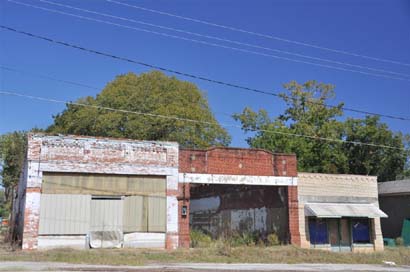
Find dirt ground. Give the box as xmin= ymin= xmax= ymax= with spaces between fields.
xmin=1 ymin=261 xmax=410 ymax=272
xmin=1 ymin=231 xmax=410 ymax=271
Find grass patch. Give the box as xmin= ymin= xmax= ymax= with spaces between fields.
xmin=1 ymin=246 xmax=410 ymax=266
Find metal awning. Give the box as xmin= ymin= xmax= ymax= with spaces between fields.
xmin=305 ymin=202 xmax=388 ymax=218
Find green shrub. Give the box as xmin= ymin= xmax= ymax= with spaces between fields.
xmin=267 ymin=233 xmax=280 ymax=246
xmin=190 ymin=229 xmax=212 ymax=248
xmin=227 ymin=231 xmax=258 ymax=247
xmin=396 ymin=237 xmax=404 ymax=247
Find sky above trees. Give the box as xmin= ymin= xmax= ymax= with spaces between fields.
xmin=1 ymin=0 xmax=410 ymax=147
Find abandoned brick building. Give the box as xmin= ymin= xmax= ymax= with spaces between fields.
xmin=13 ymin=134 xmax=386 ymax=252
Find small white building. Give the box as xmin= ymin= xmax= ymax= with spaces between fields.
xmin=14 ymin=134 xmax=181 ymax=250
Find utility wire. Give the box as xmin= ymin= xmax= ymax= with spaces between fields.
xmin=0 ymin=89 xmax=406 ymax=151
xmin=37 ymin=0 xmax=410 ymax=79
xmin=1 ymin=64 xmax=232 ymax=118
xmin=7 ymin=0 xmax=410 ymax=82
xmin=1 ymin=25 xmax=410 ymax=122
xmin=107 ymin=0 xmax=410 ymax=68
xmin=0 ymin=65 xmax=101 ymax=91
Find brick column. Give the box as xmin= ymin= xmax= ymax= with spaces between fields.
xmin=22 ymin=188 xmax=41 ymax=250
xmin=177 ymin=182 xmax=190 ymax=248
xmin=288 ymin=186 xmax=301 ymax=246
xmin=166 ymin=173 xmax=179 ymax=250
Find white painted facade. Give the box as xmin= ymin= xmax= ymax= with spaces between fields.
xmin=19 ymin=134 xmax=180 ymax=250
xmin=180 ymin=173 xmax=297 ymax=186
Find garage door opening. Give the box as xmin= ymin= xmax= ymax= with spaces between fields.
xmin=189 ymin=184 xmax=290 ymax=243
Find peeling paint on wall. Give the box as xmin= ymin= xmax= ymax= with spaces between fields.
xmin=190 ymin=185 xmax=289 ymax=242
xmin=19 ymin=134 xmax=180 ymax=250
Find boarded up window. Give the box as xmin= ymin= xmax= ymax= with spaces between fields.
xmin=123 ymin=196 xmax=166 ymax=233
xmin=90 ymin=197 xmax=124 ymax=232
xmin=42 ymin=173 xmax=166 ymax=196
xmin=148 ymin=196 xmax=166 ymax=232
xmin=123 ymin=196 xmax=146 ymax=232
xmin=39 ymin=194 xmax=91 ymax=235
xmin=40 ymin=174 xmax=167 ymax=234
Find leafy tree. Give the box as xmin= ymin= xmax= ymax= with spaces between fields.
xmin=401 ymin=135 xmax=410 ymax=179
xmin=0 ymin=132 xmax=27 ymax=204
xmin=234 ymin=80 xmax=348 ymax=174
xmin=234 ymin=80 xmax=409 ymax=181
xmin=48 ymin=71 xmax=230 ymax=148
xmin=343 ymin=117 xmax=407 ymax=181
xmin=0 ymin=190 xmax=7 ymax=218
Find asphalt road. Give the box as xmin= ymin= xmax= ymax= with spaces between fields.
xmin=1 ymin=262 xmax=410 ymax=272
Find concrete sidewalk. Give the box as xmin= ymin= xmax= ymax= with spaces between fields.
xmin=1 ymin=262 xmax=410 ymax=271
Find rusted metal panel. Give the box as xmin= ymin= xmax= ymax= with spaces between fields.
xmin=190 ymin=185 xmax=289 ymax=241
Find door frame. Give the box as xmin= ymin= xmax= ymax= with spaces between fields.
xmin=328 ymin=218 xmax=352 ymax=252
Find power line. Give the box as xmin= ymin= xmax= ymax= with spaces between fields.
xmin=107 ymin=0 xmax=410 ymax=68
xmin=0 ymin=89 xmax=406 ymax=151
xmin=0 ymin=64 xmax=231 ymax=119
xmin=37 ymin=0 xmax=410 ymax=79
xmin=1 ymin=24 xmax=410 ymax=122
xmin=0 ymin=65 xmax=101 ymax=91
xmin=7 ymin=0 xmax=410 ymax=82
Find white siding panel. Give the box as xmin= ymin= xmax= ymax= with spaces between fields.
xmin=148 ymin=196 xmax=166 ymax=232
xmin=39 ymin=194 xmax=91 ymax=235
xmin=123 ymin=196 xmax=146 ymax=232
xmin=90 ymin=199 xmax=124 ymax=231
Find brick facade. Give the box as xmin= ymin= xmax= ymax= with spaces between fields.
xmin=297 ymin=173 xmax=384 ymax=251
xmin=20 ymin=134 xmax=180 ymax=250
xmin=179 ymin=147 xmax=297 ymax=177
xmin=177 ymin=182 xmax=190 ymax=248
xmin=288 ymin=186 xmax=301 ymax=246
xmin=179 ymin=147 xmax=299 ymax=246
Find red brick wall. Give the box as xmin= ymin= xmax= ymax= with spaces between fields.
xmin=288 ymin=186 xmax=301 ymax=246
xmin=177 ymin=182 xmax=190 ymax=248
xmin=179 ymin=147 xmax=297 ymax=177
xmin=179 ymin=147 xmax=298 ymax=247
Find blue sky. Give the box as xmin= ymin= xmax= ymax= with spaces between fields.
xmin=1 ymin=0 xmax=409 ymax=147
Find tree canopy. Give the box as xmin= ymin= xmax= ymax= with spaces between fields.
xmin=0 ymin=131 xmax=27 ymax=204
xmin=47 ymin=71 xmax=231 ymax=148
xmin=234 ymin=80 xmax=409 ymax=181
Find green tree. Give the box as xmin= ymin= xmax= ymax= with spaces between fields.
xmin=400 ymin=135 xmax=410 ymax=179
xmin=234 ymin=80 xmax=409 ymax=181
xmin=343 ymin=116 xmax=407 ymax=182
xmin=0 ymin=190 xmax=7 ymax=218
xmin=47 ymin=71 xmax=230 ymax=148
xmin=234 ymin=80 xmax=348 ymax=173
xmin=0 ymin=132 xmax=27 ymax=204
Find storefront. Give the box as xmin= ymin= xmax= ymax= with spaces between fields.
xmin=306 ymin=203 xmax=387 ymax=251
xmin=297 ymin=173 xmax=387 ymax=252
